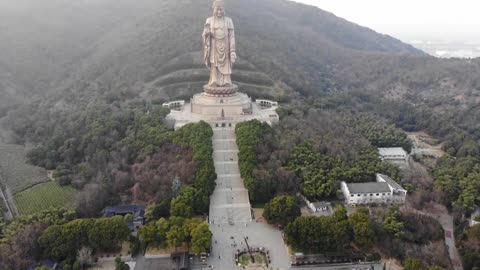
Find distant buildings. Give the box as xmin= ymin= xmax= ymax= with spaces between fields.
xmin=341 ymin=174 xmax=407 ymax=206
xmin=102 ymin=204 xmax=145 ymax=232
xmin=378 ymin=147 xmax=409 ymax=161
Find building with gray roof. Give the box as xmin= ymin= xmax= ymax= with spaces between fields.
xmin=341 ymin=174 xmax=407 ymax=206
xmin=378 ymin=147 xmax=409 ymax=161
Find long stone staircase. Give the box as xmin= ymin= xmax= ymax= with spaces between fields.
xmin=209 ymin=127 xmax=252 ymax=224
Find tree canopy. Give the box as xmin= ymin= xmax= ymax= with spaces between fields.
xmin=38 ymin=216 xmax=130 ymax=261
xmin=285 ymin=206 xmax=358 ymax=253
xmin=263 ymin=195 xmax=301 ymax=226
xmin=139 ymin=217 xmax=211 ymax=255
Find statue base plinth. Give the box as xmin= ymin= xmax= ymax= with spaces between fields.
xmin=191 ymin=92 xmax=251 ymax=116
xmin=164 ymin=85 xmax=279 ymax=130
xmin=203 ymin=84 xmax=238 ymax=96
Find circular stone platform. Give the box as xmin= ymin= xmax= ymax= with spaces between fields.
xmin=203 ymin=84 xmax=239 ymax=96
xmin=191 ymin=91 xmax=252 ymax=116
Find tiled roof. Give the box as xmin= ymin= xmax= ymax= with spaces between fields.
xmin=378 ymin=147 xmax=407 ymax=156
xmin=377 ymin=174 xmax=404 ymax=190
xmin=346 ymin=182 xmax=391 ymax=194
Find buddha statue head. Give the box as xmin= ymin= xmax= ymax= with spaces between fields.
xmin=213 ymin=0 xmax=225 ymax=18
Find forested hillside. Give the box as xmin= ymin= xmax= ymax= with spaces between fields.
xmin=1 ymin=0 xmax=478 ymax=137
xmin=0 ymin=0 xmax=422 ymax=110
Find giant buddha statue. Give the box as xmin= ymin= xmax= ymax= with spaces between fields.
xmin=202 ymin=0 xmax=238 ymax=96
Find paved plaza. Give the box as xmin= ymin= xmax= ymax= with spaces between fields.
xmin=209 ymin=222 xmax=291 ymax=270
xmin=166 ymin=100 xmax=279 ymax=130
xmin=208 ymin=127 xmax=291 ymax=269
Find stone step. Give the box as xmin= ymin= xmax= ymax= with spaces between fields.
xmin=213 ymin=139 xmax=236 ymax=142
xmin=213 ymin=130 xmax=235 ymax=140
xmin=210 ymin=129 xmax=252 ymax=225
xmin=214 ymin=149 xmax=239 ymax=153
xmin=217 ymin=173 xmax=241 ymax=177
xmin=214 ymin=164 xmax=240 ymax=175
xmin=212 ymin=141 xmax=238 ymax=151
xmin=212 ymin=127 xmax=235 ymax=131
xmin=209 ymin=205 xmax=252 ymax=225
xmin=210 ymin=203 xmax=251 ymax=209
xmin=215 ymin=177 xmax=244 ymax=189
xmin=213 ymin=152 xmax=238 ymax=162
xmin=210 ymin=189 xmax=250 ymax=206
xmin=233 ymin=207 xmax=252 ymax=223
xmin=215 ymin=187 xmax=249 ymax=192
xmin=214 ymin=161 xmax=237 ymax=165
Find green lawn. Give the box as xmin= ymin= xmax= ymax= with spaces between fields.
xmin=239 ymin=254 xmax=251 ymax=267
xmin=14 ymin=181 xmax=78 ymax=215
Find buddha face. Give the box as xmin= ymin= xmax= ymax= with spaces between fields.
xmin=214 ymin=6 xmax=225 ymax=18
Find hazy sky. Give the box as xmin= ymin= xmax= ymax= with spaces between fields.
xmin=291 ymin=0 xmax=480 ymax=43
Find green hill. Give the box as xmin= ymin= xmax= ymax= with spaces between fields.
xmin=0 ymin=0 xmax=478 ymax=144
xmin=0 ymin=0 xmax=425 ymax=108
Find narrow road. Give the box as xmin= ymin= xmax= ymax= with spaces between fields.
xmin=403 ymin=205 xmax=463 ymax=270
xmin=4 ymin=185 xmax=19 ymax=217
xmin=0 ymin=186 xmax=14 ymax=220
xmin=400 ymin=158 xmax=463 ymax=270
xmin=0 ymin=172 xmax=18 ymax=220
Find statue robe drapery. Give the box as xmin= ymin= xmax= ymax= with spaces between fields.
xmin=203 ymin=16 xmax=236 ymax=87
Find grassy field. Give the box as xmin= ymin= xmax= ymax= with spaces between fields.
xmin=0 ymin=142 xmax=48 ymax=193
xmin=14 ymin=181 xmax=77 ymax=215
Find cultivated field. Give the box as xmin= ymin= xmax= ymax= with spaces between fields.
xmin=0 ymin=142 xmax=48 ymax=193
xmin=14 ymin=181 xmax=77 ymax=215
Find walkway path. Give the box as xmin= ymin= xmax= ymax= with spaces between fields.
xmin=0 ymin=173 xmax=18 ymax=220
xmin=0 ymin=185 xmax=13 ymax=220
xmin=209 ymin=127 xmax=252 ymax=225
xmin=208 ymin=126 xmax=290 ymax=270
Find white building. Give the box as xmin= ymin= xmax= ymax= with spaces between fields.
xmin=341 ymin=174 xmax=407 ymax=206
xmin=162 ymin=100 xmax=185 ymax=109
xmin=255 ymin=99 xmax=279 ymax=108
xmin=471 ymin=207 xmax=480 ymax=227
xmin=378 ymin=147 xmax=409 ymax=161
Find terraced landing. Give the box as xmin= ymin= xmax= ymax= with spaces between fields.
xmin=209 ymin=127 xmax=252 ymax=225
xmin=142 ymin=51 xmax=287 ymax=102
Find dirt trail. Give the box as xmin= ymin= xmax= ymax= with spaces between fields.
xmin=407 ymin=131 xmax=445 ymax=158
xmin=4 ymin=185 xmax=19 ymax=217
xmin=0 ymin=185 xmax=14 ymax=220
xmin=0 ymin=174 xmax=19 ymax=219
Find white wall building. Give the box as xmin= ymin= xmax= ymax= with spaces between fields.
xmin=471 ymin=207 xmax=480 ymax=227
xmin=255 ymin=99 xmax=279 ymax=108
xmin=162 ymin=100 xmax=185 ymax=109
xmin=341 ymin=174 xmax=407 ymax=205
xmin=378 ymin=147 xmax=409 ymax=161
